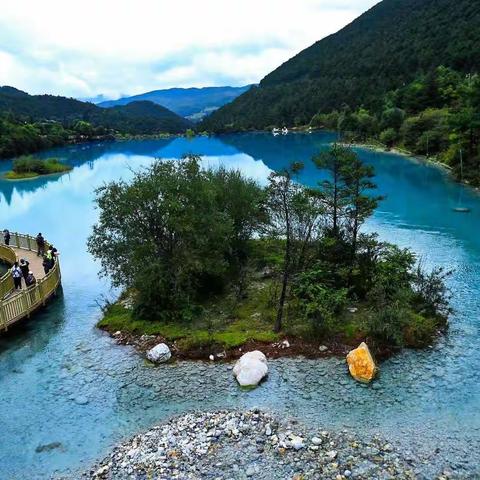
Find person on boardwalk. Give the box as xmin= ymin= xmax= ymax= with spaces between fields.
xmin=3 ymin=229 xmax=10 ymax=246
xmin=25 ymin=271 xmax=36 ymax=287
xmin=42 ymin=254 xmax=51 ymax=275
xmin=11 ymin=262 xmax=22 ymax=290
xmin=36 ymin=233 xmax=45 ymax=257
xmin=19 ymin=258 xmax=30 ymax=282
xmin=47 ymin=245 xmax=59 ymax=269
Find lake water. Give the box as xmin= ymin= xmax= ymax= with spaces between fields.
xmin=0 ymin=132 xmax=479 ymax=479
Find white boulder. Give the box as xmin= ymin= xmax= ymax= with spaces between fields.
xmin=233 ymin=351 xmax=268 ymax=387
xmin=146 ymin=343 xmax=171 ymax=363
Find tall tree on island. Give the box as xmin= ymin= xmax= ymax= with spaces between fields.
xmin=265 ymin=162 xmax=323 ymax=332
xmin=313 ymin=144 xmax=352 ymax=238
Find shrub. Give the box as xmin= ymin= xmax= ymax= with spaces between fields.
xmin=293 ymin=266 xmax=348 ymax=336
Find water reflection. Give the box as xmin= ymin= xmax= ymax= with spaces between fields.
xmin=0 ymin=132 xmax=479 ymax=478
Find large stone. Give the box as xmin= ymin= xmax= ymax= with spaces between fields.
xmin=346 ymin=342 xmax=377 ymax=383
xmin=146 ymin=343 xmax=171 ymax=363
xmin=233 ymin=351 xmax=268 ymax=387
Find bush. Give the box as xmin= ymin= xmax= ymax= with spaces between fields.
xmin=12 ymin=155 xmax=70 ymax=176
xmin=293 ymin=266 xmax=348 ymax=336
xmin=88 ymin=155 xmax=265 ymax=321
xmin=379 ymin=128 xmax=398 ymax=147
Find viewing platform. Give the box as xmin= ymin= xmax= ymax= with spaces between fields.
xmin=0 ymin=232 xmax=61 ymax=332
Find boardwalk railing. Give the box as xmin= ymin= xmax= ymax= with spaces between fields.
xmin=0 ymin=232 xmax=61 ymax=331
xmin=0 ymin=244 xmax=15 ymax=299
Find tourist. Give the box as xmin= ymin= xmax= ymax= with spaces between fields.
xmin=11 ymin=262 xmax=22 ymax=290
xmin=25 ymin=271 xmax=36 ymax=287
xmin=3 ymin=229 xmax=10 ymax=246
xmin=36 ymin=233 xmax=45 ymax=257
xmin=46 ymin=246 xmax=55 ymax=269
xmin=43 ymin=252 xmax=52 ymax=274
xmin=51 ymin=245 xmax=59 ymax=259
xmin=19 ymin=258 xmax=30 ymax=281
xmin=47 ymin=245 xmax=59 ymax=268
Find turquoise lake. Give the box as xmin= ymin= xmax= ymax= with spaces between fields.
xmin=0 ymin=132 xmax=479 ymax=479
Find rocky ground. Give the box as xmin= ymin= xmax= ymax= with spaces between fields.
xmin=85 ymin=409 xmax=432 ymax=480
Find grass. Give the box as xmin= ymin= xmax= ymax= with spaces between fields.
xmin=99 ymin=275 xmax=442 ymax=356
xmin=4 ymin=171 xmax=39 ymax=180
xmin=4 ymin=156 xmax=72 ymax=180
xmin=99 ymin=279 xmax=280 ymax=353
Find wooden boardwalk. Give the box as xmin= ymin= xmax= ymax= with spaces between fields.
xmin=0 ymin=232 xmax=61 ymax=331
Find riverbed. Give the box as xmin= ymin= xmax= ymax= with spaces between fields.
xmin=0 ymin=132 xmax=479 ymax=479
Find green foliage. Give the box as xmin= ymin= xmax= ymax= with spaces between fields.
xmin=308 ymin=67 xmax=480 ymax=185
xmin=202 ymin=0 xmax=480 ymax=133
xmin=93 ymin=146 xmax=451 ymax=354
xmin=379 ymin=128 xmax=398 ymax=148
xmin=11 ymin=155 xmax=70 ymax=176
xmin=88 ymin=155 xmax=265 ymax=321
xmin=0 ymin=87 xmax=194 ymax=159
xmin=293 ymin=267 xmax=348 ymax=336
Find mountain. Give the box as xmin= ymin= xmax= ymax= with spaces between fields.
xmin=202 ymin=0 xmax=480 ymax=131
xmin=0 ymin=86 xmax=192 ymax=134
xmin=98 ymin=85 xmax=253 ymax=120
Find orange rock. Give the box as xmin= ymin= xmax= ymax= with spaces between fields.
xmin=346 ymin=342 xmax=378 ymax=383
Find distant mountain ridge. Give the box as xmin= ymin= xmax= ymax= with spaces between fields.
xmin=0 ymin=86 xmax=192 ymax=134
xmin=98 ymin=85 xmax=253 ymax=120
xmin=202 ymin=0 xmax=480 ymax=131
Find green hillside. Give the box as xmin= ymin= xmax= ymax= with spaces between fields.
xmin=202 ymin=0 xmax=480 ymax=131
xmin=0 ymin=87 xmax=193 ymax=159
xmin=0 ymin=87 xmax=192 ymax=135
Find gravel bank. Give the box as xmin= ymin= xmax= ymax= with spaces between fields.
xmin=86 ymin=409 xmax=425 ymax=480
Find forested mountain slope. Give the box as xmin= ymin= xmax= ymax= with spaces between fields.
xmin=0 ymin=87 xmax=192 ymax=134
xmin=202 ymin=0 xmax=480 ymax=131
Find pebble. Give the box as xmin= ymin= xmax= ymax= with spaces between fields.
xmin=86 ymin=410 xmax=419 ymax=479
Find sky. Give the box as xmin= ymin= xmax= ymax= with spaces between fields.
xmin=0 ymin=0 xmax=379 ymax=100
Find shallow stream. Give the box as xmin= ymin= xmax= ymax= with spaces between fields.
xmin=0 ymin=132 xmax=479 ymax=478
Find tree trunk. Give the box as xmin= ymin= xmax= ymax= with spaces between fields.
xmin=274 ymin=258 xmax=289 ymax=333
xmin=274 ymin=187 xmax=291 ymax=333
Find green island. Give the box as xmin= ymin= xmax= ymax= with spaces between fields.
xmin=91 ymin=147 xmax=451 ymax=361
xmin=3 ymin=155 xmax=72 ymax=180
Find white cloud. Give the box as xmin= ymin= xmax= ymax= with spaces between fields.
xmin=0 ymin=0 xmax=379 ymax=99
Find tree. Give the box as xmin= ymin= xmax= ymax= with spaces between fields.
xmin=312 ymin=144 xmax=353 ymax=237
xmin=265 ymin=162 xmax=323 ymax=332
xmin=342 ymin=156 xmax=382 ymax=259
xmin=379 ymin=128 xmax=397 ymax=148
xmin=88 ymin=155 xmax=264 ymax=321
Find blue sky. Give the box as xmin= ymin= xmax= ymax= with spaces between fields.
xmin=0 ymin=0 xmax=379 ymax=100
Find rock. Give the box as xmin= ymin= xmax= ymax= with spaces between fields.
xmin=35 ymin=442 xmax=62 ymax=453
xmin=318 ymin=345 xmax=328 ymax=352
xmin=282 ymin=339 xmax=290 ymax=348
xmin=94 ymin=465 xmax=109 ymax=476
xmin=86 ymin=409 xmax=421 ymax=479
xmin=146 ymin=343 xmax=171 ymax=363
xmin=311 ymin=436 xmax=322 ymax=445
xmin=233 ymin=351 xmax=268 ymax=387
xmin=290 ymin=435 xmax=304 ymax=450
xmin=326 ymin=450 xmax=338 ymax=460
xmin=245 ymin=465 xmax=256 ymax=477
xmin=348 ymin=307 xmax=358 ymax=313
xmin=75 ymin=396 xmax=89 ymax=405
xmin=346 ymin=342 xmax=378 ymax=383
xmin=209 ymin=355 xmax=215 ymax=361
